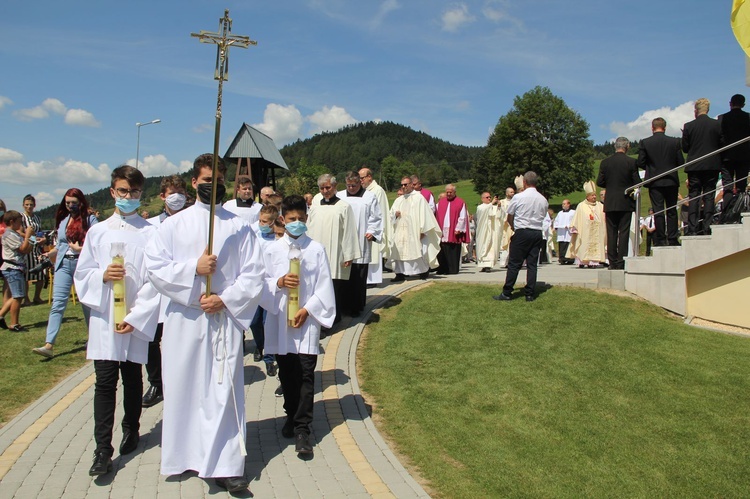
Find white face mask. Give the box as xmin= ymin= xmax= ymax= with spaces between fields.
xmin=165 ymin=193 xmax=187 ymax=212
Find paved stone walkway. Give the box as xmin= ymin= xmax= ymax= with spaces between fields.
xmin=0 ymin=263 xmax=600 ymax=498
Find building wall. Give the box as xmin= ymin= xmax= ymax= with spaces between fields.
xmin=686 ymin=249 xmax=750 ymax=329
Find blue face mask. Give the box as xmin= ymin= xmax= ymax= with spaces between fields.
xmin=259 ymin=224 xmax=273 ymax=234
xmin=285 ymin=221 xmax=307 ymax=237
xmin=115 ymin=197 xmax=141 ymax=214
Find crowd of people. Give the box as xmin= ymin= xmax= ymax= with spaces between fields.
xmin=0 ymin=94 xmax=748 ymax=493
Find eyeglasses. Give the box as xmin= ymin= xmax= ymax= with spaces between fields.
xmin=400 ymin=183 xmax=410 ymax=187
xmin=114 ymin=187 xmax=142 ymax=197
xmin=359 ymin=176 xmax=367 ymax=180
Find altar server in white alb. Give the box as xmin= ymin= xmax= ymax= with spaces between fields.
xmin=223 ymin=175 xmax=262 ymax=224
xmin=337 ymin=171 xmax=382 ymax=316
xmin=260 ymin=195 xmax=335 ymax=456
xmin=307 ymin=174 xmax=360 ymax=324
xmin=144 ymin=154 xmax=264 ymax=494
xmin=74 ymin=165 xmax=160 ymax=477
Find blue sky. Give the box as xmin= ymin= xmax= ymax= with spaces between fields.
xmin=0 ymin=1 xmax=745 ymax=211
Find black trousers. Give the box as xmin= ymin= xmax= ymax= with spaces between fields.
xmin=503 ymin=229 xmax=542 ymax=297
xmin=437 ymin=242 xmax=462 ymax=274
xmin=688 ymin=171 xmax=719 ymax=235
xmin=538 ymin=239 xmax=549 ymax=264
xmin=558 ymin=241 xmax=572 ymax=264
xmin=276 ymin=353 xmax=317 ymax=435
xmin=721 ymin=160 xmax=750 ymax=214
xmin=645 ymin=232 xmax=654 ymax=256
xmin=145 ymin=323 xmax=163 ymax=389
xmin=94 ymin=360 xmax=142 ymax=456
xmin=332 ymin=278 xmax=346 ymax=323
xmin=648 ymin=186 xmax=679 ymax=245
xmin=343 ymin=263 xmax=368 ymax=316
xmin=605 ymin=211 xmax=632 ymax=269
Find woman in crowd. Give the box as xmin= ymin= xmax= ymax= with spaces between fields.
xmin=32 ymin=189 xmax=97 ymax=358
xmin=0 ymin=199 xmax=9 ymax=309
xmin=21 ymin=194 xmax=47 ymax=305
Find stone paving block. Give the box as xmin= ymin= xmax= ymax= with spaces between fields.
xmin=337 ymin=477 xmax=367 ymax=495
xmin=0 ymin=480 xmax=22 ymax=498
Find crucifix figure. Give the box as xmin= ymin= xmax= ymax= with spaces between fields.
xmin=191 ymin=9 xmax=256 ymax=295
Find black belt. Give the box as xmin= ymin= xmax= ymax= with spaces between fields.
xmin=64 ymin=254 xmax=80 ymax=260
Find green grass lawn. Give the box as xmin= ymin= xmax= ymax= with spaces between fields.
xmin=359 ymin=283 xmax=750 ymax=498
xmin=0 ymin=289 xmax=89 ymax=425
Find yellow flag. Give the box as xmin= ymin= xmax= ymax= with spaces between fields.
xmin=732 ymin=0 xmax=750 ymax=57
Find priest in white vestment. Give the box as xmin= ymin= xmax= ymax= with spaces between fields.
xmin=567 ymin=181 xmax=607 ymax=268
xmin=223 ymin=175 xmax=262 ymax=224
xmin=389 ymin=176 xmax=441 ymax=281
xmin=499 ymin=187 xmax=515 ymax=266
xmin=144 ymin=155 xmax=264 ymax=493
xmin=475 ymin=192 xmax=502 ymax=272
xmin=307 ymin=174 xmax=361 ymax=324
xmin=337 ymin=171 xmax=382 ymax=315
xmin=359 ymin=168 xmax=392 ymax=284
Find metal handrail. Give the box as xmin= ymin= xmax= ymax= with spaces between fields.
xmin=624 ymin=135 xmax=750 ymax=195
xmin=647 ymin=175 xmax=748 ymax=219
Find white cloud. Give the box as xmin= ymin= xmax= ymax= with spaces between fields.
xmin=32 ymin=191 xmax=58 ymax=209
xmin=482 ymin=2 xmax=524 ymax=31
xmin=42 ymin=98 xmax=67 ymax=115
xmin=607 ymin=101 xmax=695 ymax=141
xmin=371 ymin=0 xmax=400 ymax=29
xmin=64 ymin=108 xmax=102 ymax=127
xmin=252 ymin=103 xmax=305 ymax=145
xmin=128 ymin=154 xmax=192 ymax=177
xmin=0 ymin=147 xmax=23 ymax=162
xmin=0 ymin=96 xmax=13 ymax=110
xmin=308 ymin=105 xmax=357 ymax=135
xmin=441 ymin=4 xmax=475 ymax=33
xmin=12 ymin=98 xmax=99 ymax=127
xmin=0 ymin=157 xmax=110 ymax=186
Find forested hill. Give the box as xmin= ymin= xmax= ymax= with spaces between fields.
xmin=279 ymin=121 xmax=484 ymax=190
xmin=36 ymin=121 xmax=483 ymax=224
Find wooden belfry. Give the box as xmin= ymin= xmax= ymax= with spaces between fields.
xmin=225 ymin=123 xmax=290 ymax=194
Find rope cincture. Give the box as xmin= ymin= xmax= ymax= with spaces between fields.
xmin=211 ymin=310 xmax=247 ymax=457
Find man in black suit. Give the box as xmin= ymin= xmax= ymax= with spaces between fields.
xmin=597 ymin=137 xmax=641 ymax=269
xmin=718 ymin=94 xmax=750 ymax=217
xmin=636 ymin=117 xmax=684 ymax=246
xmin=682 ymin=98 xmax=722 ymax=235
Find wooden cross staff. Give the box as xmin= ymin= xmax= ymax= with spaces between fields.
xmin=191 ymin=9 xmax=256 ymax=296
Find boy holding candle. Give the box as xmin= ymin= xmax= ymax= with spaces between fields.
xmin=74 ymin=165 xmax=160 ymax=476
xmin=260 ymin=195 xmax=335 ymax=456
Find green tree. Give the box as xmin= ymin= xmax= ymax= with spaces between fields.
xmin=472 ymin=86 xmax=594 ymax=198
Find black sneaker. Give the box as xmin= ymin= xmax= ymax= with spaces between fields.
xmin=0 ymin=317 xmax=7 ymax=330
xmin=253 ymin=348 xmax=262 ymax=362
xmin=265 ymin=361 xmax=277 ymax=377
xmin=275 ymin=383 xmax=283 ymax=397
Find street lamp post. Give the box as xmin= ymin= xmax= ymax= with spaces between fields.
xmin=135 ymin=119 xmax=161 ymax=169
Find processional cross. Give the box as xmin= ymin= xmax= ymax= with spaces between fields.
xmin=191 ymin=9 xmax=256 ymax=295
